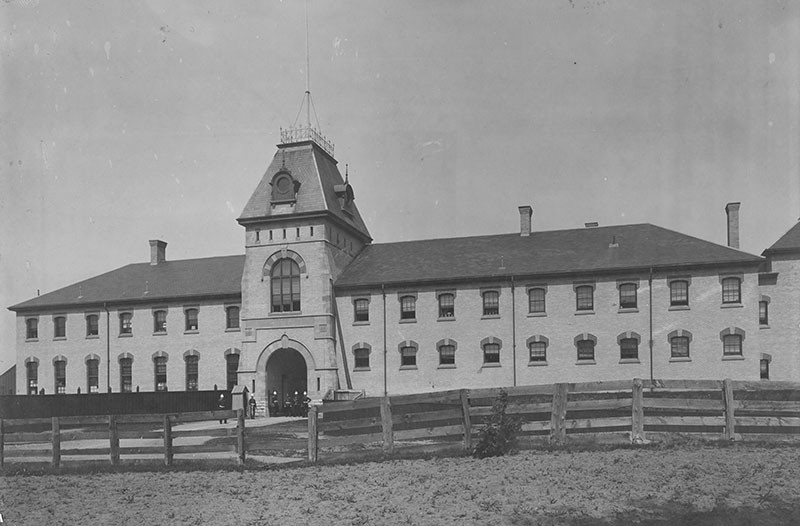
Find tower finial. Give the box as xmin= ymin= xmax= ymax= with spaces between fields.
xmin=305 ymin=0 xmax=311 ymax=129
xmin=345 ymin=163 xmax=349 ymax=183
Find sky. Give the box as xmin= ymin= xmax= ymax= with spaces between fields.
xmin=1 ymin=0 xmax=799 ymax=374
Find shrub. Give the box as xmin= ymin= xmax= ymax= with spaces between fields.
xmin=472 ymin=389 xmax=522 ymax=459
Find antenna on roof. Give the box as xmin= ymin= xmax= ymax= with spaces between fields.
xmin=305 ymin=0 xmax=311 ymax=129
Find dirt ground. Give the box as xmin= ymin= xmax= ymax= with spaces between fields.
xmin=2 ymin=443 xmax=799 ymax=525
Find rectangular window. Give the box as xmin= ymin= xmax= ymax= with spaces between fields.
xmin=185 ymin=355 xmax=199 ymax=391
xmin=670 ymin=281 xmax=689 ymax=307
xmin=120 ymin=358 xmax=133 ymax=393
xmin=670 ymin=337 xmax=690 ymax=359
xmin=483 ymin=291 xmax=499 ymax=316
xmin=577 ymin=340 xmax=595 ymax=361
xmin=54 ymin=360 xmax=67 ymax=394
xmin=86 ymin=314 xmax=99 ymax=337
xmin=154 ymin=310 xmax=167 ymax=333
xmin=529 ymin=342 xmax=546 ymax=362
xmin=226 ymin=353 xmax=240 ymax=391
xmin=528 ymin=288 xmax=546 ymax=314
xmin=400 ymin=296 xmax=416 ymax=320
xmin=439 ymin=345 xmax=456 ymax=366
xmin=760 ymin=359 xmax=769 ymax=380
xmin=759 ymin=301 xmax=769 ymax=325
xmin=26 ymin=361 xmax=38 ymax=395
xmin=723 ymin=334 xmax=742 ymax=356
xmin=86 ymin=359 xmax=99 ymax=393
xmin=185 ymin=308 xmax=199 ymax=331
xmin=120 ymin=313 xmax=133 ymax=335
xmin=354 ymin=348 xmax=370 ymax=369
xmin=722 ymin=278 xmax=741 ymax=304
xmin=54 ymin=316 xmax=66 ymax=338
xmin=483 ymin=343 xmax=500 ymax=364
xmin=400 ymin=346 xmax=417 ymax=367
xmin=620 ymin=338 xmax=638 ymax=360
xmin=354 ymin=299 xmax=369 ymax=322
xmin=154 ymin=357 xmax=168 ymax=391
xmin=619 ymin=284 xmax=637 ymax=309
xmin=576 ymin=286 xmax=594 ymax=311
xmin=226 ymin=306 xmax=240 ymax=329
xmin=438 ymin=293 xmax=455 ymax=318
xmin=26 ymin=318 xmax=38 ymax=340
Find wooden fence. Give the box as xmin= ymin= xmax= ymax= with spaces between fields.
xmin=0 ymin=409 xmax=246 ymax=469
xmin=307 ymin=378 xmax=800 ymax=462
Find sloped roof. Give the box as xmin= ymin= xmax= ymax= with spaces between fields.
xmin=237 ymin=141 xmax=371 ymax=240
xmin=763 ymin=221 xmax=800 ymax=256
xmin=335 ymin=223 xmax=764 ymax=289
xmin=9 ymin=255 xmax=244 ymax=312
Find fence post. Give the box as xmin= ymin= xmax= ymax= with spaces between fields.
xmin=723 ymin=378 xmax=736 ymax=441
xmin=52 ymin=416 xmax=61 ymax=468
xmin=460 ymin=389 xmax=472 ymax=453
xmin=109 ymin=415 xmax=120 ymax=466
xmin=0 ymin=418 xmax=4 ymax=470
xmin=163 ymin=415 xmax=173 ymax=466
xmin=308 ymin=405 xmax=318 ymax=463
xmin=380 ymin=396 xmax=394 ymax=454
xmin=236 ymin=409 xmax=246 ymax=465
xmin=631 ymin=378 xmax=645 ymax=444
xmin=549 ymin=383 xmax=568 ymax=445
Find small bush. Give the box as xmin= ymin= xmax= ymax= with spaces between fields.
xmin=473 ymin=389 xmax=522 ymax=459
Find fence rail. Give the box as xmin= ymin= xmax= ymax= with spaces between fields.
xmin=308 ymin=378 xmax=800 ymax=462
xmin=0 ymin=409 xmax=246 ymax=470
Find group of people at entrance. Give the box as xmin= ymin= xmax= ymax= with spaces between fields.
xmin=269 ymin=390 xmax=310 ymax=417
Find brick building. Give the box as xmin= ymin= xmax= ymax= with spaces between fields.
xmin=9 ymin=130 xmax=800 ymax=408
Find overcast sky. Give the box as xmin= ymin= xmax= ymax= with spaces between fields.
xmin=1 ymin=0 xmax=799 ymax=373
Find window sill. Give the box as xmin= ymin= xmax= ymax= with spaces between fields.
xmin=353 ymin=367 xmax=371 ymax=372
xmin=184 ymin=330 xmax=199 ymax=335
xmin=53 ymin=337 xmax=66 ymax=341
xmin=437 ymin=317 xmax=456 ymax=322
xmin=618 ymin=308 xmax=639 ymax=314
xmin=619 ymin=359 xmax=641 ymax=364
xmin=527 ymin=312 xmax=547 ymax=318
xmin=575 ymin=360 xmax=596 ymax=365
xmin=669 ymin=357 xmax=691 ymax=363
xmin=25 ymin=338 xmax=39 ymax=343
xmin=481 ymin=314 xmax=501 ymax=320
xmin=86 ymin=335 xmax=99 ymax=340
xmin=437 ymin=364 xmax=457 ymax=369
xmin=270 ymin=311 xmax=303 ymax=317
xmin=575 ymin=310 xmax=595 ymax=316
xmin=528 ymin=361 xmax=548 ymax=367
xmin=399 ymin=365 xmax=418 ymax=371
xmin=481 ymin=362 xmax=501 ymax=368
xmin=119 ymin=332 xmax=132 ymax=338
xmin=759 ymin=324 xmax=770 ymax=330
xmin=722 ymin=355 xmax=745 ymax=361
xmin=720 ymin=303 xmax=743 ymax=309
xmin=668 ymin=305 xmax=690 ymax=311
xmin=225 ymin=327 xmax=241 ymax=333
xmin=153 ymin=332 xmax=168 ymax=336
xmin=353 ymin=321 xmax=370 ymax=326
xmin=399 ymin=318 xmax=417 ymax=324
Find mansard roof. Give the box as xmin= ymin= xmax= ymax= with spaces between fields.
xmin=334 ymin=223 xmax=764 ymax=289
xmin=9 ymin=255 xmax=244 ymax=313
xmin=237 ymin=141 xmax=371 ymax=241
xmin=763 ymin=221 xmax=800 ymax=256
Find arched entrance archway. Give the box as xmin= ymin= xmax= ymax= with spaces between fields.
xmin=266 ymin=348 xmax=307 ymax=415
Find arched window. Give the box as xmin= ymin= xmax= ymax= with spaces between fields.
xmin=527 ymin=336 xmax=549 ymax=364
xmin=225 ymin=350 xmax=240 ymax=390
xmin=185 ymin=353 xmax=199 ymax=391
xmin=153 ymin=354 xmax=168 ymax=391
xmin=119 ymin=355 xmax=133 ymax=393
xmin=25 ymin=358 xmax=39 ymax=395
xmin=352 ymin=343 xmax=371 ymax=370
xmin=481 ymin=337 xmax=502 ymax=365
xmin=575 ymin=333 xmax=597 ymax=362
xmin=54 ymin=358 xmax=67 ymax=394
xmin=437 ymin=339 xmax=457 ymax=367
xmin=399 ymin=341 xmax=418 ymax=369
xmin=86 ymin=357 xmax=99 ymax=393
xmin=271 ymin=259 xmax=301 ymax=312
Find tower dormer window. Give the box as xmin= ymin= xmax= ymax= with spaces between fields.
xmin=271 ymin=170 xmax=300 ymax=204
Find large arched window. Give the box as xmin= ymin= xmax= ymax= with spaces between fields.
xmin=271 ymin=259 xmax=301 ymax=312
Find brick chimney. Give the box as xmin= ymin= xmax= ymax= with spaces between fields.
xmin=518 ymin=205 xmax=532 ymax=237
xmin=149 ymin=240 xmax=167 ymax=265
xmin=725 ymin=202 xmax=740 ymax=249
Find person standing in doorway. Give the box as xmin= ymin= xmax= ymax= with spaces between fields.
xmin=249 ymin=394 xmax=257 ymax=419
xmin=218 ymin=393 xmax=227 ymax=424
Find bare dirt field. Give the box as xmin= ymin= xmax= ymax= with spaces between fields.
xmin=2 ymin=442 xmax=800 ymax=525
